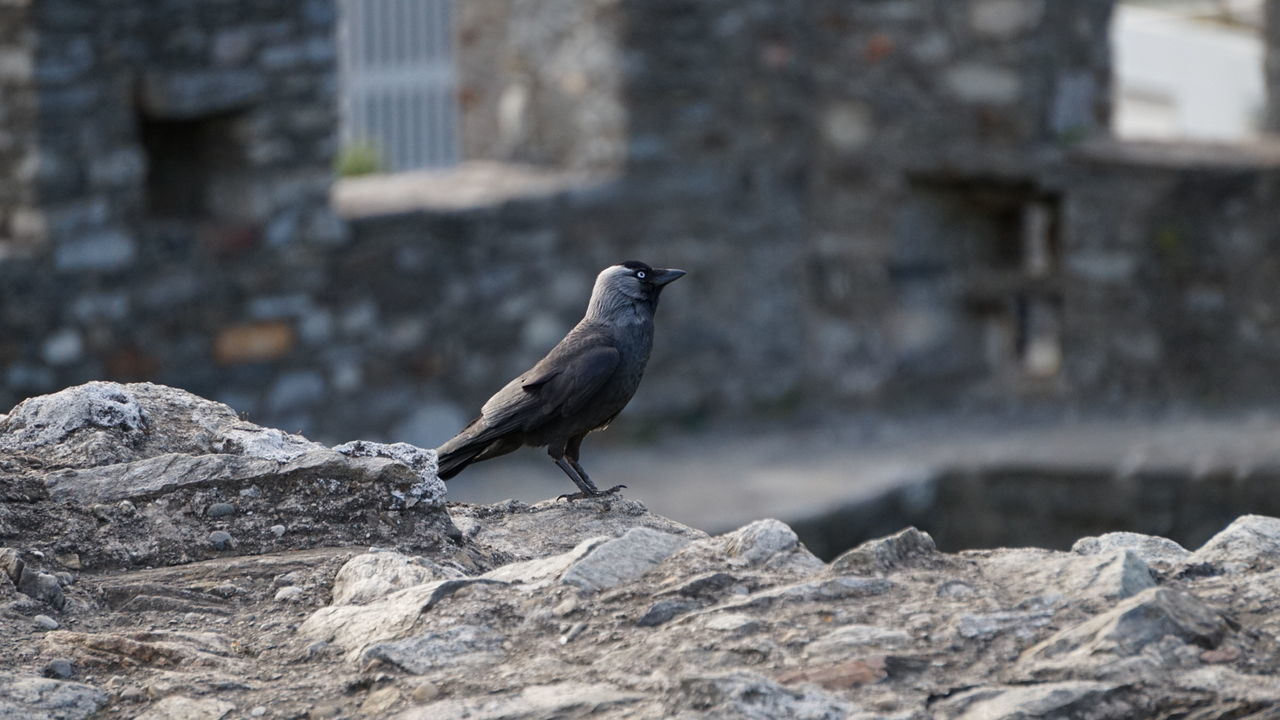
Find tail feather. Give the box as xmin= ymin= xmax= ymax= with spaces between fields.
xmin=435 ymin=417 xmax=507 ymax=480
xmin=436 ymin=442 xmax=487 ymax=480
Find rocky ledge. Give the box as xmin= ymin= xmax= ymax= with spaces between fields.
xmin=3 ymin=383 xmax=1280 ymax=719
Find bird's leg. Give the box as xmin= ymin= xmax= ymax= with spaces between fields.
xmin=552 ymin=456 xmax=597 ymax=499
xmin=562 ymin=435 xmax=626 ymax=500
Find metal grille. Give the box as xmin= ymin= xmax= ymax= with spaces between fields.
xmin=337 ymin=0 xmax=460 ymax=171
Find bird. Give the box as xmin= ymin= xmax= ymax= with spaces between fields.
xmin=435 ymin=261 xmax=686 ymax=500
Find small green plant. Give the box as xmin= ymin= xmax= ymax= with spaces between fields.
xmin=336 ymin=142 xmax=384 ymax=177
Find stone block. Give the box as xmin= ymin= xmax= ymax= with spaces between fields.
xmin=944 ymin=63 xmax=1021 ymax=104
xmin=139 ymin=68 xmax=265 ymax=119
xmin=214 ymin=322 xmax=295 ymax=365
xmin=969 ymin=0 xmax=1045 ymax=38
xmin=53 ymin=230 xmax=136 ymax=272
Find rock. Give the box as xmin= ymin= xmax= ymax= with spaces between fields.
xmin=1072 ymin=532 xmax=1191 ymax=567
xmin=364 ymin=624 xmax=505 ymax=674
xmin=33 ymin=615 xmax=59 ymax=631
xmin=714 ymin=575 xmax=895 ymax=614
xmin=133 ymin=695 xmax=237 ymax=720
xmin=1018 ymin=587 xmax=1231 ymax=681
xmin=1188 ymin=515 xmax=1280 ymax=574
xmin=300 ymin=578 xmax=504 ymax=658
xmin=978 ymin=548 xmax=1154 ymax=606
xmin=274 ymin=586 xmax=304 ymax=603
xmin=776 ymin=657 xmax=889 ymax=691
xmin=829 ymin=527 xmax=937 ymax=575
xmin=0 ymin=381 xmax=146 ymax=458
xmin=955 ymin=610 xmax=1054 ymax=641
xmin=332 ymin=440 xmax=445 ymax=508
xmin=208 ymin=531 xmax=234 ymax=551
xmin=636 ymin=598 xmax=699 ymax=627
xmin=481 ymin=536 xmax=607 ymax=588
xmin=331 ymin=552 xmax=464 ymax=605
xmin=17 ymin=570 xmax=66 ymax=610
xmin=40 ymin=660 xmax=73 ymax=679
xmin=393 ymin=681 xmax=645 ymax=720
xmin=711 ymin=518 xmax=821 ymax=570
xmin=0 ymin=672 xmax=106 ymax=720
xmin=805 ymin=624 xmax=911 ymax=656
xmin=935 ymin=681 xmax=1133 ymax=720
xmin=269 ymin=524 xmax=287 ymax=537
xmin=676 ymin=671 xmax=855 ymax=719
xmin=1 ymin=382 xmax=460 ymax=570
xmin=43 ymin=449 xmax=419 ymax=507
xmin=703 ymin=613 xmax=764 ymax=636
xmin=0 ymin=549 xmax=22 ymax=581
xmin=561 ymin=526 xmax=691 ymax=592
xmin=205 ymin=502 xmax=235 ymax=518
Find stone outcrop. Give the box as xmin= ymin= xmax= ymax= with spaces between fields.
xmin=3 ymin=383 xmax=1280 ymax=718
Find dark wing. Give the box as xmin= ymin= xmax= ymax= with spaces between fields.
xmin=517 ymin=345 xmax=621 ymax=421
xmin=483 ymin=343 xmax=620 ymax=430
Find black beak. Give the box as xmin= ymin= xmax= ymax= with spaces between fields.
xmin=652 ymin=268 xmax=687 ymax=287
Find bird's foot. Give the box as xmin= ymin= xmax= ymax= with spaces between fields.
xmin=557 ymin=484 xmax=627 ymax=502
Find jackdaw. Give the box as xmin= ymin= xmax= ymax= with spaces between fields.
xmin=435 ymin=261 xmax=686 ymax=499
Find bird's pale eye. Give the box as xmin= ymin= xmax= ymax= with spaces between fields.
xmin=636 ymin=271 xmax=646 ymax=279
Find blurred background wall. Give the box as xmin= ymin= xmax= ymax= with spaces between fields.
xmin=2 ymin=0 xmax=1280 ymax=449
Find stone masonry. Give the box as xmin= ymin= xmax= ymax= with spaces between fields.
xmin=4 ymin=0 xmax=1280 ymax=445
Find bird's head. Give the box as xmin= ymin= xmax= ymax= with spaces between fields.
xmin=586 ymin=261 xmax=686 ymax=322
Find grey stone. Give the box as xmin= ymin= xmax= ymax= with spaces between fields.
xmin=944 ymin=63 xmax=1021 ymax=103
xmin=969 ymin=0 xmax=1044 ymax=38
xmin=43 ymin=448 xmax=420 ymax=506
xmin=40 ymin=660 xmax=72 ymax=679
xmin=208 ymin=531 xmax=235 ymax=551
xmin=830 ymin=527 xmax=937 ymax=575
xmin=38 ymin=329 xmax=82 ymax=367
xmin=331 ymin=551 xmax=464 ymax=605
xmin=332 ymin=440 xmax=445 ymax=508
xmin=805 ymin=624 xmax=912 ymax=656
xmin=18 ymin=570 xmax=65 ymax=610
xmin=52 ymin=230 xmax=137 ymax=272
xmin=0 ymin=672 xmax=106 ymax=720
xmin=394 ymin=682 xmax=644 ymax=720
xmin=0 ymin=381 xmax=147 ymax=454
xmin=637 ymin=598 xmax=698 ymax=627
xmin=561 ymin=526 xmax=691 ymax=592
xmin=936 ymin=681 xmax=1130 ymax=720
xmin=956 ymin=610 xmax=1054 ymax=641
xmin=33 ymin=614 xmax=58 ymax=631
xmin=1189 ymin=515 xmax=1280 ymax=574
xmin=269 ymin=524 xmax=286 ymax=537
xmin=300 ymin=578 xmax=505 ymax=659
xmin=1019 ymin=587 xmax=1231 ymax=679
xmin=720 ymin=518 xmax=814 ymax=568
xmin=365 ymin=624 xmax=505 ymax=674
xmin=274 ymin=585 xmax=304 ymax=603
xmin=133 ymin=695 xmax=237 ymax=720
xmin=205 ymin=502 xmax=235 ymax=518
xmin=675 ymin=671 xmax=854 ymax=720
xmin=979 ymin=548 xmax=1154 ymax=606
xmin=1073 ymin=532 xmax=1191 ymax=566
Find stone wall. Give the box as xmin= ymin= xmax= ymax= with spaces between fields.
xmin=0 ymin=0 xmax=344 ymax=427
xmin=5 ymin=0 xmax=1280 ymax=444
xmin=1062 ymin=140 xmax=1280 ymax=402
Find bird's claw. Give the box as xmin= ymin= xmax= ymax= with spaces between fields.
xmin=556 ymin=484 xmax=627 ymax=502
